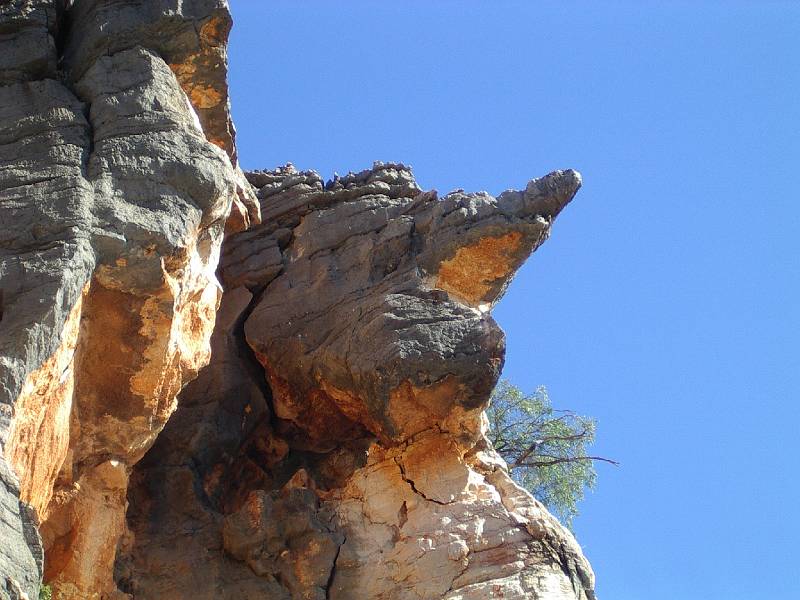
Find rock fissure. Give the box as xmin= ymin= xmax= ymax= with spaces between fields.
xmin=324 ymin=536 xmax=345 ymax=600
xmin=393 ymin=456 xmax=451 ymax=506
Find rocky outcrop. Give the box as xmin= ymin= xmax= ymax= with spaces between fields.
xmin=0 ymin=2 xmax=594 ymax=599
xmin=0 ymin=1 xmax=251 ymax=598
xmin=120 ymin=163 xmax=594 ymax=599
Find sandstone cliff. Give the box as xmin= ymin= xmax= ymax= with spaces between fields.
xmin=0 ymin=2 xmax=594 ymax=599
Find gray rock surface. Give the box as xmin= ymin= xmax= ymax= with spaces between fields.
xmin=0 ymin=4 xmax=92 ymax=597
xmin=0 ymin=0 xmax=60 ymax=86
xmin=63 ymin=0 xmax=238 ymax=159
xmin=0 ymin=458 xmax=42 ymax=600
xmin=0 ymin=1 xmax=241 ymax=598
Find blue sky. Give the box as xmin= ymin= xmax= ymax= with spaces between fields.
xmin=228 ymin=2 xmax=800 ymax=598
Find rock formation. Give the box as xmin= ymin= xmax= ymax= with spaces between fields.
xmin=0 ymin=2 xmax=594 ymax=599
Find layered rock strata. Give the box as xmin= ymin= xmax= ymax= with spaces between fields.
xmin=121 ymin=163 xmax=595 ymax=599
xmin=0 ymin=1 xmax=253 ymax=598
xmin=0 ymin=2 xmax=595 ymax=599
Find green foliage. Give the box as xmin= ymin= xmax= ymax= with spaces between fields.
xmin=39 ymin=584 xmax=52 ymax=600
xmin=486 ymin=380 xmax=613 ymax=527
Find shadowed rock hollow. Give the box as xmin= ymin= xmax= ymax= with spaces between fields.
xmin=0 ymin=2 xmax=595 ymax=599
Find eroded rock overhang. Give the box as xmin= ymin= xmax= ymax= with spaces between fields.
xmin=0 ymin=2 xmax=595 ymax=599
xmin=119 ymin=163 xmax=595 ymax=600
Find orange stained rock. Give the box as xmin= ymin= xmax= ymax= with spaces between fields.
xmin=388 ymin=376 xmax=466 ymax=441
xmin=400 ymin=434 xmax=470 ymax=504
xmin=43 ymin=460 xmax=130 ymax=600
xmin=435 ymin=231 xmax=524 ymax=306
xmin=199 ymin=14 xmax=229 ymax=46
xmin=6 ymin=286 xmax=86 ymax=520
xmin=37 ymin=235 xmax=222 ymax=598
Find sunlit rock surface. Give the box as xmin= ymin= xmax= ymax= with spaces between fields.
xmin=0 ymin=2 xmax=593 ymax=599
xmin=122 ymin=164 xmax=594 ymax=600
xmin=0 ymin=1 xmax=249 ymax=598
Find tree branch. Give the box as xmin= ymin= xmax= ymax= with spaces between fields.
xmin=519 ymin=455 xmax=619 ymax=467
xmin=537 ymin=429 xmax=591 ymax=444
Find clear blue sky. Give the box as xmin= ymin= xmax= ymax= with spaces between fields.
xmin=228 ymin=3 xmax=800 ymax=598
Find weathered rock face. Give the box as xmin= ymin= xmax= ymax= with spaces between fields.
xmin=241 ymin=164 xmax=579 ymax=450
xmin=0 ymin=3 xmax=594 ymax=600
xmin=120 ymin=164 xmax=594 ymax=600
xmin=0 ymin=1 xmax=253 ymax=598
